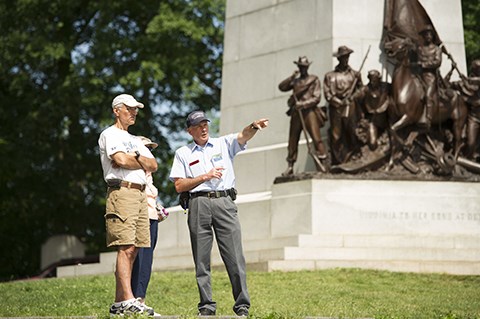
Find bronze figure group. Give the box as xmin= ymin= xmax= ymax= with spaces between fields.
xmin=278 ymin=17 xmax=479 ymax=178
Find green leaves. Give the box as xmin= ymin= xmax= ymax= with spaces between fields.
xmin=462 ymin=0 xmax=480 ymax=67
xmin=0 ymin=0 xmax=224 ymax=280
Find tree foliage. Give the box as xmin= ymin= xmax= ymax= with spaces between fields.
xmin=462 ymin=0 xmax=480 ymax=67
xmin=0 ymin=0 xmax=224 ymax=280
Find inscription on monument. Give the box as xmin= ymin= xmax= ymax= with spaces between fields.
xmin=359 ymin=211 xmax=480 ymax=223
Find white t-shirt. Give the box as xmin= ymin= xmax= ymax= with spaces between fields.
xmin=98 ymin=125 xmax=153 ymax=184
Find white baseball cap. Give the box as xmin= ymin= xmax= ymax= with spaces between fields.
xmin=112 ymin=94 xmax=144 ymax=109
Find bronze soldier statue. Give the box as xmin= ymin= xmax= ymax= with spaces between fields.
xmin=355 ymin=70 xmax=391 ymax=150
xmin=417 ymin=25 xmax=443 ymax=128
xmin=278 ymin=56 xmax=327 ymax=176
xmin=446 ymin=59 xmax=480 ymax=160
xmin=323 ymin=46 xmax=363 ymax=164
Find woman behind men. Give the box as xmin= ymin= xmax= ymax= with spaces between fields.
xmin=131 ymin=136 xmax=167 ymax=316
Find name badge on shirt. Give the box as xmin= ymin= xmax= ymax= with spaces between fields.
xmin=211 ymin=153 xmax=223 ymax=164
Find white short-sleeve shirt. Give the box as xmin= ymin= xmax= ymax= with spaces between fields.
xmin=169 ymin=133 xmax=246 ymax=192
xmin=98 ymin=125 xmax=153 ymax=184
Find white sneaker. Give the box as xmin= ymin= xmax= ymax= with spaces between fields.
xmin=138 ymin=299 xmax=161 ymax=317
xmin=123 ymin=298 xmax=145 ymax=315
xmin=109 ymin=298 xmax=144 ymax=316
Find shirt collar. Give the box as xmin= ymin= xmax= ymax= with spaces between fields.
xmin=188 ymin=138 xmax=214 ymax=152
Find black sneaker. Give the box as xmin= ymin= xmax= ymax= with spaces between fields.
xmin=198 ymin=308 xmax=216 ymax=316
xmin=235 ymin=307 xmax=249 ymax=317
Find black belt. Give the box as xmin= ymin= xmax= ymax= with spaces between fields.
xmin=190 ymin=190 xmax=230 ymax=199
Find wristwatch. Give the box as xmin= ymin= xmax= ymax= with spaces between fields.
xmin=135 ymin=151 xmax=141 ymax=160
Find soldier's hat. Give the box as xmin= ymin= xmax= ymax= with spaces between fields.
xmin=367 ymin=69 xmax=381 ymax=79
xmin=333 ymin=46 xmax=354 ymax=57
xmin=294 ymin=56 xmax=312 ymax=66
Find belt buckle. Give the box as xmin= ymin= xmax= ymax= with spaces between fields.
xmin=207 ymin=191 xmax=216 ymax=198
xmin=206 ymin=191 xmax=218 ymax=198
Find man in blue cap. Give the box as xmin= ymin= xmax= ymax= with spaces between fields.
xmin=169 ymin=111 xmax=268 ymax=317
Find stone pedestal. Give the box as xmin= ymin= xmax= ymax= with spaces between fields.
xmin=58 ymin=179 xmax=480 ymax=277
xmin=154 ymin=179 xmax=480 ymax=275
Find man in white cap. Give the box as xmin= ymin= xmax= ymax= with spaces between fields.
xmin=169 ymin=111 xmax=269 ymax=317
xmin=98 ymin=94 xmax=158 ymax=316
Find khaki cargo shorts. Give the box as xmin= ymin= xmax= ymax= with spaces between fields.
xmin=105 ymin=187 xmax=150 ymax=248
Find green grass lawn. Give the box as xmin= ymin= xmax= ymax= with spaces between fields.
xmin=1 ymin=268 xmax=479 ymax=319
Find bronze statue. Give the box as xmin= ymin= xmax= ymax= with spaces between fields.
xmin=380 ymin=0 xmax=472 ymax=176
xmin=416 ymin=25 xmax=443 ymax=128
xmin=446 ymin=59 xmax=480 ymax=160
xmin=272 ymin=0 xmax=480 ymax=180
xmin=278 ymin=56 xmax=327 ymax=176
xmin=355 ymin=70 xmax=391 ymax=151
xmin=323 ymin=46 xmax=363 ymax=165
xmin=383 ymin=36 xmax=467 ymax=163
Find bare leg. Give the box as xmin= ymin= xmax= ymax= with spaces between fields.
xmin=115 ymin=245 xmax=138 ymax=302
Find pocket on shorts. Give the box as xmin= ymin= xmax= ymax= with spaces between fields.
xmin=105 ymin=211 xmax=129 ymax=247
xmin=104 ymin=211 xmax=127 ymax=223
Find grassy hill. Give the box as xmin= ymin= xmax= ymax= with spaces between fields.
xmin=1 ymin=268 xmax=479 ymax=318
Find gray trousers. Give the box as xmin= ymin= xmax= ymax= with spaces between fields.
xmin=187 ymin=196 xmax=250 ymax=313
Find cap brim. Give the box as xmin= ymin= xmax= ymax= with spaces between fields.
xmin=124 ymin=102 xmax=144 ymax=108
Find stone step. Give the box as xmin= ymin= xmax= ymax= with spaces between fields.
xmin=155 ymin=235 xmax=301 ymax=257
xmin=57 ymin=261 xmax=113 ymax=277
xmin=57 ymin=233 xmax=480 ymax=278
xmin=283 ymin=246 xmax=480 ymax=262
xmin=297 ymin=234 xmax=480 ymax=249
xmin=264 ymin=259 xmax=480 ymax=275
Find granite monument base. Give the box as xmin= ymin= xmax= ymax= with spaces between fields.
xmin=57 ymin=178 xmax=480 ymax=277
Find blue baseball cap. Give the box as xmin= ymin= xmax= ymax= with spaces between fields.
xmin=186 ymin=111 xmax=210 ymax=128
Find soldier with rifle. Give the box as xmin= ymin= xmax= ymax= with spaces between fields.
xmin=278 ymin=56 xmax=327 ymax=176
xmin=323 ymin=46 xmax=364 ymax=164
xmin=445 ymin=59 xmax=480 ymax=160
